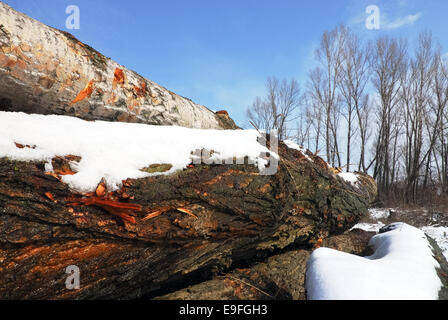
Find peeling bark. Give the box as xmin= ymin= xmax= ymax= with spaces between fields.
xmin=157 ymin=250 xmax=311 ymax=300
xmin=0 ymin=141 xmax=376 ymax=299
xmin=157 ymin=229 xmax=375 ymax=300
xmin=0 ymin=2 xmax=237 ymax=129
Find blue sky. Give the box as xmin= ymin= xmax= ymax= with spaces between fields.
xmin=4 ymin=0 xmax=448 ymax=127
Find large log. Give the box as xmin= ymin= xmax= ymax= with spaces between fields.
xmin=0 ymin=141 xmax=376 ymax=299
xmin=0 ymin=2 xmax=237 ymax=129
xmin=156 ymin=229 xmax=375 ymax=300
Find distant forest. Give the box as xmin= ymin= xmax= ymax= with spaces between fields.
xmin=246 ymin=25 xmax=448 ymax=207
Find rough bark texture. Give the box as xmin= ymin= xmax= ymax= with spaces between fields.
xmin=0 ymin=141 xmax=377 ymax=299
xmin=0 ymin=2 xmax=237 ymax=129
xmin=427 ymin=237 xmax=448 ymax=300
xmin=156 ymin=229 xmax=375 ymax=300
xmin=156 ymin=250 xmax=311 ymax=300
xmin=0 ymin=2 xmax=378 ymax=300
xmin=321 ymin=228 xmax=375 ymax=256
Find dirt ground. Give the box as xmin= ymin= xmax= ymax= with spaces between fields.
xmin=359 ymin=207 xmax=448 ymax=229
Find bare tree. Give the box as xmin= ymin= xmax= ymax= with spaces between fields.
xmin=427 ymin=48 xmax=448 ymax=193
xmin=293 ymin=109 xmax=312 ymax=148
xmin=399 ymin=32 xmax=443 ymax=203
xmin=337 ymin=28 xmax=369 ymax=172
xmin=246 ymin=76 xmax=301 ymax=140
xmin=369 ymin=36 xmax=408 ymax=200
xmin=276 ymin=78 xmax=302 ymax=140
xmin=246 ymin=27 xmax=448 ymax=207
xmin=309 ymin=25 xmax=346 ymax=167
xmin=304 ymin=92 xmax=324 ymax=154
xmin=246 ymin=96 xmax=273 ymax=131
xmin=357 ymin=95 xmax=372 ymax=172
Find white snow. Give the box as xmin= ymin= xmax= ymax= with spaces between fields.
xmin=337 ymin=172 xmax=359 ymax=185
xmin=0 ymin=111 xmax=277 ymax=192
xmin=351 ymin=221 xmax=385 ymax=232
xmin=283 ymin=140 xmax=312 ymax=161
xmin=421 ymin=226 xmax=448 ymax=260
xmin=352 ymin=207 xmax=448 ymax=259
xmin=368 ymin=208 xmax=391 ymax=219
xmin=350 ymin=208 xmax=390 ymax=232
xmin=306 ymin=222 xmax=442 ymax=300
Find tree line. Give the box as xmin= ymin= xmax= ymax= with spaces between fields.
xmin=246 ymin=25 xmax=448 ymax=206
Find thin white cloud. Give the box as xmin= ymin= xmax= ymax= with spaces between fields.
xmin=382 ymin=12 xmax=422 ymax=30
xmin=346 ymin=1 xmax=421 ymax=32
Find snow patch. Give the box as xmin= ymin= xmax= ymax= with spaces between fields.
xmin=350 ymin=208 xmax=390 ymax=232
xmin=337 ymin=172 xmax=359 ymax=185
xmin=351 ymin=221 xmax=385 ymax=232
xmin=368 ymin=208 xmax=391 ymax=219
xmin=306 ymin=222 xmax=442 ymax=300
xmin=0 ymin=111 xmax=277 ymax=192
xmin=283 ymin=140 xmax=312 ymax=161
xmin=421 ymin=226 xmax=448 ymax=260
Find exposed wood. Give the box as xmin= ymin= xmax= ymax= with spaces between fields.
xmin=157 ymin=229 xmax=375 ymax=300
xmin=0 ymin=142 xmax=376 ymax=299
xmin=0 ymin=2 xmax=237 ymax=129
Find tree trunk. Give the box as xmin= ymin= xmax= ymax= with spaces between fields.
xmin=0 ymin=2 xmax=237 ymax=130
xmin=157 ymin=228 xmax=375 ymax=300
xmin=0 ymin=2 xmax=377 ymax=300
xmin=0 ymin=142 xmax=376 ymax=299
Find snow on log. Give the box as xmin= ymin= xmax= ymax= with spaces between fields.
xmin=0 ymin=111 xmax=272 ymax=192
xmin=337 ymin=171 xmax=377 ymax=204
xmin=0 ymin=2 xmax=237 ymax=129
xmin=284 ymin=140 xmax=377 ymax=204
xmin=337 ymin=172 xmax=359 ymax=184
xmin=306 ymin=222 xmax=443 ymax=300
xmin=0 ymin=112 xmax=377 ymax=299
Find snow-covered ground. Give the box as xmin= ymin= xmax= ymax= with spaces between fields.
xmin=421 ymin=226 xmax=448 ymax=260
xmin=0 ymin=111 xmax=277 ymax=192
xmin=352 ymin=208 xmax=448 ymax=260
xmin=304 ymin=207 xmax=448 ymax=300
xmin=350 ymin=208 xmax=392 ymax=233
xmin=307 ymin=206 xmax=448 ymax=299
xmin=368 ymin=208 xmax=391 ymax=220
xmin=307 ymin=222 xmax=443 ymax=300
xmin=351 ymin=221 xmax=385 ymax=232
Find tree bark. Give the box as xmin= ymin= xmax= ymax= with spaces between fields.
xmin=157 ymin=228 xmax=375 ymax=300
xmin=0 ymin=142 xmax=376 ymax=299
xmin=0 ymin=3 xmax=377 ymax=300
xmin=0 ymin=2 xmax=237 ymax=129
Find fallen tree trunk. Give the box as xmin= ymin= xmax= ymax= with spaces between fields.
xmin=0 ymin=2 xmax=237 ymax=129
xmin=156 ymin=229 xmax=375 ymax=300
xmin=0 ymin=141 xmax=376 ymax=299
xmin=0 ymin=3 xmax=377 ymax=300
